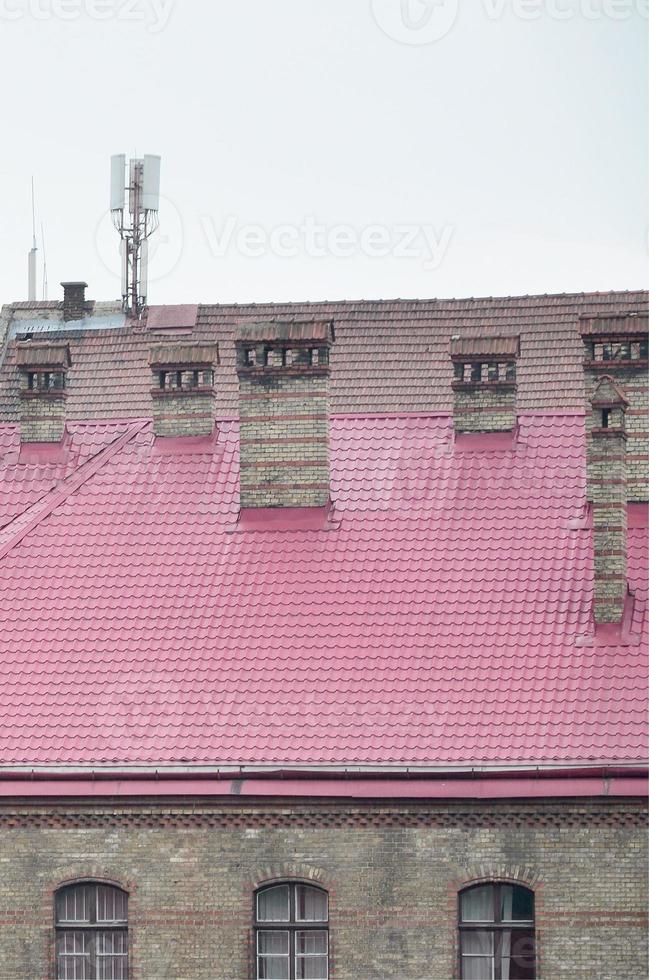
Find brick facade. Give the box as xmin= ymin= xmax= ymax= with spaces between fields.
xmin=451 ymin=382 xmax=517 ymax=433
xmin=235 ymin=322 xmax=334 ymax=508
xmin=0 ymin=799 xmax=646 ymax=980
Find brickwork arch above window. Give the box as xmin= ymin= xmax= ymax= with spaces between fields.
xmin=451 ymin=863 xmax=544 ymax=892
xmin=250 ymin=862 xmax=331 ymax=892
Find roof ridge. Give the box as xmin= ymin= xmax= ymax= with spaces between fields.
xmin=0 ymin=420 xmax=148 ymax=563
xmin=194 ymin=289 xmax=649 ymax=310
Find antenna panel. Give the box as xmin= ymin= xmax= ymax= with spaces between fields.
xmin=120 ymin=239 xmax=128 ymax=298
xmin=110 ymin=155 xmax=126 ymax=211
xmin=142 ymin=155 xmax=161 ymax=211
xmin=140 ymin=238 xmax=149 ymax=304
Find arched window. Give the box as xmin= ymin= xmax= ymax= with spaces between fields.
xmin=254 ymin=882 xmax=328 ymax=979
xmin=55 ymin=882 xmax=128 ymax=979
xmin=459 ymin=882 xmax=535 ymax=979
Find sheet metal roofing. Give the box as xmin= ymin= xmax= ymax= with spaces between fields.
xmin=0 ymin=291 xmax=647 ymax=770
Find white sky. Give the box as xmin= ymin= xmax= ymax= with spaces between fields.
xmin=0 ymin=0 xmax=647 ymax=305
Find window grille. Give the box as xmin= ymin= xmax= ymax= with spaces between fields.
xmin=56 ymin=883 xmax=128 ymax=980
xmin=255 ymin=883 xmax=328 ymax=979
xmin=459 ymin=883 xmax=535 ymax=979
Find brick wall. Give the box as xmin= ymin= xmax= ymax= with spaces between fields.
xmin=580 ymin=321 xmax=648 ymax=502
xmin=18 ymin=389 xmax=67 ymax=442
xmin=151 ymin=388 xmax=215 ymax=438
xmin=452 ymin=382 xmax=517 ymax=433
xmin=584 ymin=364 xmax=648 ymax=503
xmin=0 ymin=799 xmax=646 ymax=980
xmin=586 ymin=380 xmax=628 ymax=623
xmin=236 ymin=324 xmax=333 ymax=509
xmin=61 ymin=282 xmax=89 ymax=322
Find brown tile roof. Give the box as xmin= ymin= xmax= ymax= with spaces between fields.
xmin=0 ymin=291 xmax=646 ymax=421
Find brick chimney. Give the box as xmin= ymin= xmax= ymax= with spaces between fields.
xmin=150 ymin=343 xmax=219 ymax=437
xmin=587 ymin=375 xmax=629 ymax=624
xmin=235 ymin=321 xmax=334 ymax=509
xmin=15 ymin=341 xmax=71 ymax=443
xmin=60 ymin=281 xmax=88 ymax=321
xmin=580 ymin=314 xmax=648 ymax=502
xmin=450 ymin=336 xmax=519 ymax=433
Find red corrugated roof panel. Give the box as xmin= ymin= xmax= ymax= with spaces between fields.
xmin=0 ymin=411 xmax=646 ymax=768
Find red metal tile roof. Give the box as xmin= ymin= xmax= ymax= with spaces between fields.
xmin=0 ymin=411 xmax=646 ymax=768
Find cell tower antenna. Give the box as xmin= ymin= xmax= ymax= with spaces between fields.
xmin=110 ymin=153 xmax=161 ymax=317
xmin=41 ymin=222 xmax=48 ymax=301
xmin=28 ymin=177 xmax=38 ymax=301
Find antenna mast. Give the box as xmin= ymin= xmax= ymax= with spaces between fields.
xmin=110 ymin=154 xmax=161 ymax=317
xmin=28 ymin=177 xmax=38 ymax=301
xmin=41 ymin=222 xmax=48 ymax=301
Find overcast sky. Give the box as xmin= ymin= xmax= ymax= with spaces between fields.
xmin=1 ymin=0 xmax=646 ymax=305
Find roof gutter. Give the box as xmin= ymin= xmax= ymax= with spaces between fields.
xmin=0 ymin=761 xmax=646 ymax=776
xmin=0 ymin=764 xmax=646 ymax=802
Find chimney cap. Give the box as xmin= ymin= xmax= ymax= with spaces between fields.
xmin=590 ymin=375 xmax=629 ymax=409
xmin=450 ymin=335 xmax=519 ymax=360
xmin=150 ymin=342 xmax=219 ymax=369
xmin=580 ymin=314 xmax=649 ymax=338
xmin=235 ymin=319 xmax=335 ymax=345
xmin=60 ymin=281 xmax=89 ymax=289
xmin=15 ymin=340 xmax=71 ymax=370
